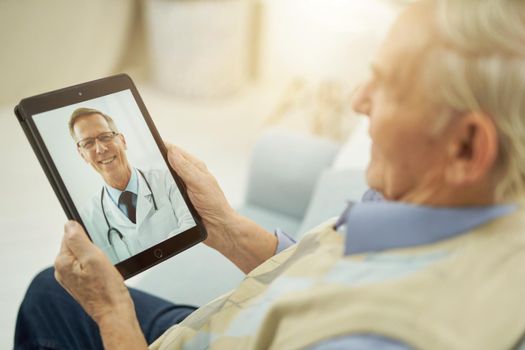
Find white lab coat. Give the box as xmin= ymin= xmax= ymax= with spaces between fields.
xmin=80 ymin=168 xmax=196 ymax=264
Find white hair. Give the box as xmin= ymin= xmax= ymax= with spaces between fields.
xmin=426 ymin=0 xmax=525 ymax=200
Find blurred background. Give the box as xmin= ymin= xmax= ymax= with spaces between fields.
xmin=0 ymin=0 xmax=408 ymax=347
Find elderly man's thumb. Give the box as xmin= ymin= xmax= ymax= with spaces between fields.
xmin=64 ymin=221 xmax=91 ymax=251
xmin=168 ymin=151 xmax=192 ymax=177
xmin=65 ymin=220 xmax=80 ymax=234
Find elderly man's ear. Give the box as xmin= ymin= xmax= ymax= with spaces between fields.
xmin=444 ymin=112 xmax=499 ymax=186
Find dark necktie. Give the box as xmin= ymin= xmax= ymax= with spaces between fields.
xmin=119 ymin=191 xmax=137 ymax=224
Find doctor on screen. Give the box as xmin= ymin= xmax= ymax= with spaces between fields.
xmin=69 ymin=107 xmax=195 ymax=264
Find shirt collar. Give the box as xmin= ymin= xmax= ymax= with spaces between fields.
xmin=338 ymin=189 xmax=517 ymax=256
xmin=105 ymin=168 xmax=139 ymax=204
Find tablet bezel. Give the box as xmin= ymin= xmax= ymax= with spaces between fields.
xmin=15 ymin=74 xmax=207 ymax=279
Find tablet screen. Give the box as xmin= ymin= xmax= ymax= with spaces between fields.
xmin=32 ymin=89 xmax=196 ymax=264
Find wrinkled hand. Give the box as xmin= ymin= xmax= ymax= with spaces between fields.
xmin=54 ymin=221 xmax=134 ymax=325
xmin=166 ymin=143 xmax=239 ymax=253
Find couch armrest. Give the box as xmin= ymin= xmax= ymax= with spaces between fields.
xmin=244 ymin=129 xmax=340 ymax=221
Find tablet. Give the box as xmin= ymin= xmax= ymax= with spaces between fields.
xmin=15 ymin=74 xmax=207 ymax=279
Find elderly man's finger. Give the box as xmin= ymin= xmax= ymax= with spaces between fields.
xmin=53 ymin=268 xmax=76 ymax=299
xmin=55 ymin=252 xmax=73 ymax=271
xmin=54 ymin=253 xmax=77 ymax=290
xmin=59 ymin=228 xmax=71 ymax=255
xmin=167 ymin=150 xmax=204 ymax=188
xmin=63 ymin=221 xmax=96 ymax=263
xmin=165 ymin=143 xmax=208 ymax=172
xmin=54 ymin=268 xmax=62 ymax=284
xmin=54 ymin=268 xmax=67 ymax=290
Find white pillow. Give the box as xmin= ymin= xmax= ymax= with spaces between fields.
xmin=332 ymin=118 xmax=371 ymax=170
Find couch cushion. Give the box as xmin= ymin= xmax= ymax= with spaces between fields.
xmin=297 ymin=168 xmax=368 ymax=238
xmin=245 ymin=129 xmax=340 ymax=220
xmin=237 ymin=204 xmax=302 ymax=238
xmin=332 ymin=118 xmax=371 ymax=170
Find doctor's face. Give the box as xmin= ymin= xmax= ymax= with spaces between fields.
xmin=73 ymin=113 xmax=131 ymax=186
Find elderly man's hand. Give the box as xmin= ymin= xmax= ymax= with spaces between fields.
xmin=55 ymin=221 xmax=147 ymax=349
xmin=166 ymin=144 xmax=278 ymax=273
xmin=54 ymin=221 xmax=131 ymax=323
xmin=54 ymin=221 xmax=147 ymax=349
xmin=166 ymin=143 xmax=239 ymax=253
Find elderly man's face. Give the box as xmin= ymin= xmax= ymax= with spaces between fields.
xmin=351 ymin=4 xmax=450 ymax=202
xmin=73 ymin=114 xmax=130 ymax=185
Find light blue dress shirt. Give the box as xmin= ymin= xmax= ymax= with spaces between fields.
xmin=274 ymin=189 xmax=517 ymax=350
xmin=105 ymin=167 xmax=139 ymax=218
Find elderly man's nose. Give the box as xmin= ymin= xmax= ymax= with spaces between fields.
xmin=350 ymin=84 xmax=371 ymax=116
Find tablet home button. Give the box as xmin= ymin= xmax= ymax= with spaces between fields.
xmin=154 ymin=249 xmax=163 ymax=258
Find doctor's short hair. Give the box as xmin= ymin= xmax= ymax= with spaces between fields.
xmin=68 ymin=107 xmax=120 ymax=141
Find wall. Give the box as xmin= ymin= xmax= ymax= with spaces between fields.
xmin=0 ymin=0 xmax=134 ymax=105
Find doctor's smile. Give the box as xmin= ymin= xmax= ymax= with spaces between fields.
xmin=99 ymin=156 xmax=117 ymax=166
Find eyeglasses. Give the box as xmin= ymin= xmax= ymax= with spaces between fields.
xmin=77 ymin=131 xmax=119 ymax=150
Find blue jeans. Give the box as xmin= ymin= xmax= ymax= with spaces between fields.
xmin=14 ymin=267 xmax=197 ymax=349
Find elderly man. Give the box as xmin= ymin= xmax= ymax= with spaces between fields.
xmin=69 ymin=108 xmax=195 ymax=263
xmin=15 ymin=0 xmax=525 ymax=349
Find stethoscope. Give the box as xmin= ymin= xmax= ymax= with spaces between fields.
xmin=100 ymin=169 xmax=158 ymax=257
